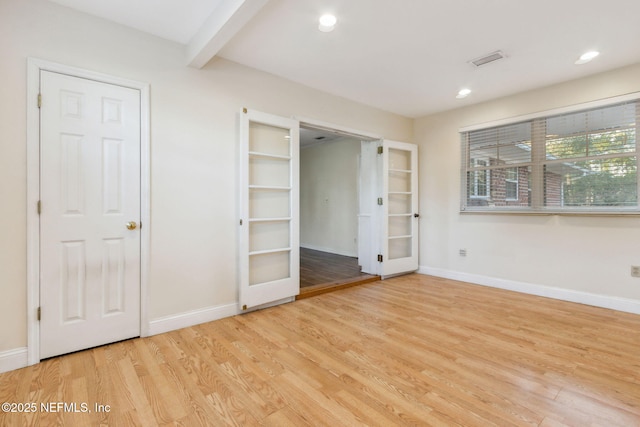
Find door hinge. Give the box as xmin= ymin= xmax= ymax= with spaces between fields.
xmin=37 ymin=93 xmax=42 ymax=109
xmin=242 ymin=304 xmax=247 ymax=311
xmin=239 ymin=219 xmax=243 ymax=226
xmin=37 ymin=307 xmax=41 ymax=321
xmin=37 ymin=200 xmax=41 ymax=215
xmin=377 ymin=254 xmax=383 ymax=262
xmin=377 ymin=197 xmax=383 ymax=206
xmin=377 ymin=146 xmax=383 ymax=154
xmin=242 ymin=107 xmax=248 ymax=114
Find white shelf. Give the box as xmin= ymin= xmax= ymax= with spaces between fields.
xmin=249 ymin=247 xmax=291 ymax=256
xmin=248 ymin=217 xmax=291 ymax=223
xmin=249 ymin=185 xmax=291 ymax=191
xmin=249 ymin=151 xmax=291 ymax=160
xmin=388 ymin=235 xmax=412 ymax=240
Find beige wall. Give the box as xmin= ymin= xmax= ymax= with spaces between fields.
xmin=300 ymin=137 xmax=361 ymax=256
xmin=415 ymin=63 xmax=640 ymax=302
xmin=0 ymin=0 xmax=413 ymax=353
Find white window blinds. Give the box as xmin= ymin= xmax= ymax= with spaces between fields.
xmin=461 ymin=99 xmax=639 ymax=213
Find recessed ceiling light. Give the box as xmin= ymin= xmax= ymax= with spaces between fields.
xmin=456 ymin=88 xmax=472 ymax=99
xmin=319 ymin=14 xmax=337 ymax=32
xmin=575 ymin=51 xmax=599 ymax=65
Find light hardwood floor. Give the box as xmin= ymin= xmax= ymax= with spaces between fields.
xmin=1 ymin=274 xmax=639 ymax=426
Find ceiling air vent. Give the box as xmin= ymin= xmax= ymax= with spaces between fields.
xmin=470 ymin=50 xmax=506 ymax=67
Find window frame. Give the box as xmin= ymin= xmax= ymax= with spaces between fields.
xmin=505 ymin=167 xmax=519 ymax=201
xmin=460 ymin=93 xmax=640 ymax=215
xmin=469 ymin=158 xmax=490 ymax=199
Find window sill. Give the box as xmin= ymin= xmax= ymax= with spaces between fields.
xmin=460 ymin=208 xmax=640 ymax=217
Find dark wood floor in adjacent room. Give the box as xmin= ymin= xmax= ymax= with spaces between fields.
xmin=2 ymin=274 xmax=639 ymax=426
xmin=299 ymin=247 xmax=375 ymax=288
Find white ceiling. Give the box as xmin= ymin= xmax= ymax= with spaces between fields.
xmin=299 ymin=127 xmax=343 ymax=149
xmin=50 ymin=0 xmax=224 ymax=44
xmin=49 ymin=0 xmax=640 ymax=118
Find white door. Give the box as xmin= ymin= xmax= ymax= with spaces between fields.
xmin=381 ymin=140 xmax=419 ymax=277
xmin=39 ymin=71 xmax=141 ymax=359
xmin=239 ymin=109 xmax=300 ymax=310
xmin=358 ymin=140 xmax=381 ymax=274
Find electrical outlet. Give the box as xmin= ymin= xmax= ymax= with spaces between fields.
xmin=631 ymin=266 xmax=640 ymax=278
xmin=459 ymin=249 xmax=467 ymax=257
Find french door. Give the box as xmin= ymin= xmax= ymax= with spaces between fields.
xmin=380 ymin=140 xmax=419 ymax=277
xmin=239 ymin=112 xmax=418 ymax=307
xmin=239 ymin=109 xmax=300 ymax=310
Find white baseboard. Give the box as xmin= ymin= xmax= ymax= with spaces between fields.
xmin=148 ymin=303 xmax=240 ymax=336
xmin=300 ymin=244 xmax=357 ymax=258
xmin=419 ymin=266 xmax=640 ymax=315
xmin=2 ymin=303 xmax=251 ymax=373
xmin=0 ymin=347 xmax=28 ymax=374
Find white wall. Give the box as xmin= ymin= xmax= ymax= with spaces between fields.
xmin=0 ymin=0 xmax=413 ymax=356
xmin=416 ymin=63 xmax=640 ymax=309
xmin=6 ymin=0 xmax=638 ymax=370
xmin=300 ymin=137 xmax=360 ymax=256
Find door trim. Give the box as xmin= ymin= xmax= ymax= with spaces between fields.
xmin=297 ymin=117 xmax=384 ymax=275
xmin=296 ymin=116 xmax=382 ymax=141
xmin=26 ymin=58 xmax=151 ymax=365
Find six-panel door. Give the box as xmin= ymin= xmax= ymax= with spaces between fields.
xmin=39 ymin=71 xmax=141 ymax=359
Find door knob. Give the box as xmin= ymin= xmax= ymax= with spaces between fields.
xmin=126 ymin=221 xmax=138 ymax=230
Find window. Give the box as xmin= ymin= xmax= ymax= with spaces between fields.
xmin=461 ymin=98 xmax=639 ymax=213
xmin=505 ymin=167 xmax=518 ymax=200
xmin=463 ymin=122 xmax=532 ymax=208
xmin=469 ymin=159 xmax=490 ymax=198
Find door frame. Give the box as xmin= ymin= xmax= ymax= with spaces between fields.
xmin=26 ymin=58 xmax=151 ymax=365
xmin=296 ymin=117 xmax=384 ymax=275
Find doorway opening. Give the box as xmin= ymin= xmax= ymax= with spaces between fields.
xmin=297 ymin=125 xmax=380 ymax=298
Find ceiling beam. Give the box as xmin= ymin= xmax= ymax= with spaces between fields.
xmin=186 ymin=0 xmax=269 ymax=69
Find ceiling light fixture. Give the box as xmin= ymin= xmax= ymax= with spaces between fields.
xmin=319 ymin=14 xmax=337 ymax=32
xmin=456 ymin=88 xmax=471 ymax=99
xmin=575 ymin=50 xmax=599 ymax=65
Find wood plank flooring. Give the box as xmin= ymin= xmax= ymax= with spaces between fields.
xmin=300 ymin=248 xmax=374 ymax=288
xmin=2 ymin=274 xmax=640 ymax=426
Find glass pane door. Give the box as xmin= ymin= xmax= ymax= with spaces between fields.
xmin=239 ymin=110 xmax=299 ymax=309
xmin=382 ymin=141 xmax=419 ymax=276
